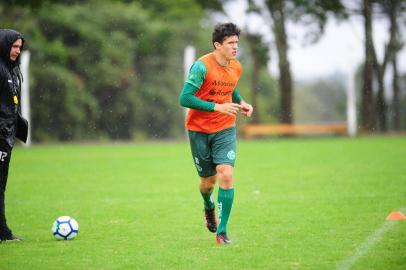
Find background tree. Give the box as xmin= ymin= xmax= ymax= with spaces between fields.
xmin=356 ymin=0 xmax=406 ymax=132
xmin=248 ymin=0 xmax=346 ymax=124
xmin=268 ymin=0 xmax=293 ymax=124
xmin=1 ymin=0 xmax=213 ymax=142
xmin=400 ymin=74 xmax=406 ymax=130
xmin=384 ymin=0 xmax=405 ymax=131
xmin=245 ymin=33 xmax=269 ymax=123
xmin=361 ymin=0 xmax=376 ymax=132
xmin=371 ymin=0 xmax=403 ymax=131
xmin=392 ymin=54 xmax=402 ymax=131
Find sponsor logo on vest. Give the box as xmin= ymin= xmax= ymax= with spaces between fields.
xmin=212 ymin=80 xmax=236 ymax=87
xmin=209 ymin=89 xmax=232 ymax=96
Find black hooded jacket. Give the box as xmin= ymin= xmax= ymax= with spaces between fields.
xmin=0 ymin=29 xmax=26 ymax=147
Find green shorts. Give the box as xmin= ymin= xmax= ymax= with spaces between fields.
xmin=188 ymin=126 xmax=237 ymax=177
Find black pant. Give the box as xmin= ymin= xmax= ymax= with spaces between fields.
xmin=0 ymin=141 xmax=12 ymax=239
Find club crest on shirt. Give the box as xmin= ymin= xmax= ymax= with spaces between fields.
xmin=227 ymin=150 xmax=236 ymax=160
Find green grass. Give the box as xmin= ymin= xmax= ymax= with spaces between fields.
xmin=0 ymin=136 xmax=405 ymax=270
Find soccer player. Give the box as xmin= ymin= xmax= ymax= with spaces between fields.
xmin=0 ymin=29 xmax=29 ymax=242
xmin=179 ymin=22 xmax=253 ymax=244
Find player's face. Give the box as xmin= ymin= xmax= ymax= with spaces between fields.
xmin=216 ymin=35 xmax=239 ymax=60
xmin=10 ymin=39 xmax=22 ymax=62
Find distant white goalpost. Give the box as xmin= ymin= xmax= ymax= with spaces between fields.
xmin=183 ymin=45 xmax=195 ymax=136
xmin=20 ymin=51 xmax=31 ymax=146
xmin=346 ymin=70 xmax=357 ymax=137
xmin=184 ymin=45 xmax=196 ymax=81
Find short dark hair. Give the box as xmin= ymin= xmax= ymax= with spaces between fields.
xmin=212 ymin=23 xmax=240 ymax=45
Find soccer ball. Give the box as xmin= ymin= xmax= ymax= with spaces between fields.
xmin=52 ymin=216 xmax=79 ymax=240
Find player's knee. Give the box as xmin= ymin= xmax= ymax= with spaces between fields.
xmin=201 ymin=181 xmax=215 ymax=191
xmin=217 ymin=167 xmax=233 ymax=184
xmin=200 ymin=175 xmax=216 ymax=191
xmin=219 ymin=175 xmax=233 ymax=189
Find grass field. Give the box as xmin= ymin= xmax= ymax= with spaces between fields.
xmin=0 ymin=136 xmax=405 ymax=270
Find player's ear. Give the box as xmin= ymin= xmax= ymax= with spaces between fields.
xmin=214 ymin=41 xmax=222 ymax=49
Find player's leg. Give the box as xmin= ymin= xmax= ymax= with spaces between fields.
xmin=200 ymin=175 xmax=216 ymax=210
xmin=211 ymin=127 xmax=237 ymax=244
xmin=216 ymin=164 xmax=234 ymax=243
xmin=200 ymin=175 xmax=217 ymax=233
xmin=188 ymin=130 xmax=218 ymax=233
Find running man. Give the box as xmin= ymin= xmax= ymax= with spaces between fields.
xmin=179 ymin=22 xmax=253 ymax=244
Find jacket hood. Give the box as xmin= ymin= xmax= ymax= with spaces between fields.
xmin=0 ymin=29 xmax=25 ymax=68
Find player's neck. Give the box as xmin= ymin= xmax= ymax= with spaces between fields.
xmin=213 ymin=51 xmax=230 ymax=67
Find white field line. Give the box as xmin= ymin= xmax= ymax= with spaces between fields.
xmin=335 ymin=207 xmax=406 ymax=270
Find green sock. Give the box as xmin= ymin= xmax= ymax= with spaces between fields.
xmin=217 ymin=187 xmax=234 ymax=234
xmin=200 ymin=190 xmax=215 ymax=209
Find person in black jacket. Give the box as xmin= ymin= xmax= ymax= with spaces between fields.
xmin=0 ymin=29 xmax=29 ymax=242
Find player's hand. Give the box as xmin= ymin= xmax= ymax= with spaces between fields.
xmin=214 ymin=103 xmax=242 ymax=116
xmin=240 ymin=101 xmax=253 ymax=117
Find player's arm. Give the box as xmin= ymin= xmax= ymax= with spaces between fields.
xmin=179 ymin=83 xmax=215 ymax=111
xmin=232 ymin=87 xmax=253 ymax=117
xmin=232 ymin=88 xmax=243 ymax=104
xmin=179 ymin=61 xmax=241 ymax=116
xmin=179 ymin=61 xmax=215 ymax=112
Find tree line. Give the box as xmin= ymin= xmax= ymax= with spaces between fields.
xmin=244 ymin=0 xmax=406 ymax=132
xmin=1 ymin=0 xmax=405 ymax=142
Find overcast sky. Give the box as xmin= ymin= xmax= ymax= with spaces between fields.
xmin=223 ymin=0 xmax=406 ymax=81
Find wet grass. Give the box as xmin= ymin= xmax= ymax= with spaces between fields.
xmin=0 ymin=136 xmax=405 ymax=269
